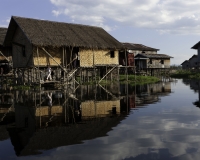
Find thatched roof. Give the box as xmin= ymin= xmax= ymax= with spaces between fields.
xmin=0 ymin=28 xmax=7 ymax=46
xmin=122 ymin=42 xmax=159 ymax=51
xmin=4 ymin=16 xmax=124 ymax=49
xmin=135 ymin=53 xmax=173 ymax=59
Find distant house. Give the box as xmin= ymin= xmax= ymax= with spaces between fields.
xmin=181 ymin=60 xmax=190 ymax=69
xmin=134 ymin=53 xmax=173 ymax=69
xmin=119 ymin=43 xmax=159 ymax=67
xmin=122 ymin=43 xmax=159 ymax=55
xmin=189 ymin=55 xmax=198 ymax=69
xmin=191 ymin=42 xmax=200 ymax=67
xmin=121 ymin=42 xmax=173 ymax=69
xmin=181 ymin=55 xmax=198 ymax=69
xmin=4 ymin=16 xmax=124 ymax=82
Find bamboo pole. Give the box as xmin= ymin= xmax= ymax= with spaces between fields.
xmin=98 ymin=65 xmax=118 ymax=84
xmin=125 ymin=49 xmax=128 ymax=82
xmin=93 ymin=48 xmax=96 ymax=84
xmin=42 ymin=47 xmax=67 ymax=74
xmin=37 ymin=47 xmax=41 ymax=83
xmin=0 ymin=51 xmax=9 ymax=62
xmin=70 ymin=46 xmax=74 ymax=69
xmin=63 ymin=47 xmax=65 ymax=82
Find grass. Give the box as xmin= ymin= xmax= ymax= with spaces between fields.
xmin=76 ymin=75 xmax=160 ymax=85
xmin=170 ymin=70 xmax=200 ymax=79
xmin=13 ymin=85 xmax=31 ymax=90
xmin=119 ymin=75 xmax=160 ymax=85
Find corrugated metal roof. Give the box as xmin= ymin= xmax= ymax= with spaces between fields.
xmin=122 ymin=42 xmax=159 ymax=51
xmin=135 ymin=53 xmax=173 ymax=59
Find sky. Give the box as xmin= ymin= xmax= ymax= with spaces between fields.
xmin=1 ymin=0 xmax=200 ymax=65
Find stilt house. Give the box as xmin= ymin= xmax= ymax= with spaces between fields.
xmin=134 ymin=53 xmax=173 ymax=69
xmin=119 ymin=43 xmax=161 ymax=73
xmin=4 ymin=16 xmax=124 ymax=83
xmin=120 ymin=42 xmax=173 ymax=75
xmin=191 ymin=42 xmax=200 ymax=68
xmin=181 ymin=60 xmax=190 ymax=69
xmin=181 ymin=55 xmax=198 ymax=69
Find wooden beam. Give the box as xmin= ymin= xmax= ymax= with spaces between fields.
xmin=41 ymin=47 xmax=67 ymax=74
xmin=98 ymin=65 xmax=118 ymax=84
xmin=0 ymin=51 xmax=10 ymax=62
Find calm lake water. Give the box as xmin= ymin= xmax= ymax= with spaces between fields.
xmin=1 ymin=78 xmax=200 ymax=160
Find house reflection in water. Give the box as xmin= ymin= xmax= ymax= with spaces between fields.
xmin=81 ymin=100 xmax=120 ymax=118
xmin=0 ymin=91 xmax=15 ymax=142
xmin=4 ymin=88 xmax=125 ymax=156
xmin=184 ymin=79 xmax=200 ymax=107
xmin=2 ymin=81 xmax=173 ymax=157
xmin=120 ymin=81 xmax=172 ymax=109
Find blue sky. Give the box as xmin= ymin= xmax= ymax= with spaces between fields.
xmin=1 ymin=0 xmax=200 ymax=65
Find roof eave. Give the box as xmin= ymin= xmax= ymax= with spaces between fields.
xmin=191 ymin=41 xmax=200 ymax=49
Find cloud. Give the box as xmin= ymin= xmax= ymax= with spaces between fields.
xmin=50 ymin=0 xmax=200 ymax=34
xmin=0 ymin=18 xmax=10 ymax=28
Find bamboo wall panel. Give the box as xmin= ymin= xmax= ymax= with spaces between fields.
xmin=79 ymin=49 xmax=119 ymax=67
xmin=81 ymin=101 xmax=95 ymax=116
xmin=81 ymin=100 xmax=120 ymax=117
xmin=0 ymin=56 xmax=5 ymax=61
xmin=147 ymin=59 xmax=171 ymax=68
xmin=95 ymin=100 xmax=120 ymax=114
xmin=33 ymin=47 xmax=62 ymax=66
xmin=35 ymin=106 xmax=63 ymax=116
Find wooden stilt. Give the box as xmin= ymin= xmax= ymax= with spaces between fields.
xmin=37 ymin=47 xmax=40 ymax=84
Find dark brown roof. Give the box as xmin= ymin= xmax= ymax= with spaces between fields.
xmin=4 ymin=16 xmax=124 ymax=49
xmin=189 ymin=54 xmax=197 ymax=60
xmin=191 ymin=41 xmax=200 ymax=49
xmin=0 ymin=28 xmax=7 ymax=46
xmin=135 ymin=53 xmax=173 ymax=59
xmin=122 ymin=42 xmax=159 ymax=51
xmin=181 ymin=60 xmax=189 ymax=65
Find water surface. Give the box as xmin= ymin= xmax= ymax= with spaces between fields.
xmin=1 ymin=79 xmax=200 ymax=160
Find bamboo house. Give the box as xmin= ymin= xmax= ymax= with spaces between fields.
xmin=4 ymin=16 xmax=124 ymax=84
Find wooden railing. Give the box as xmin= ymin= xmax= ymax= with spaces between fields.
xmin=147 ymin=64 xmax=170 ymax=68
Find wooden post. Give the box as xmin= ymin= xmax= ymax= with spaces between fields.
xmin=37 ymin=47 xmax=41 ymax=83
xmin=118 ymin=66 xmax=120 ymax=95
xmin=106 ymin=66 xmax=107 ymax=84
xmin=63 ymin=47 xmax=65 ymax=83
xmin=125 ymin=49 xmax=128 ymax=82
xmin=93 ymin=48 xmax=96 ymax=84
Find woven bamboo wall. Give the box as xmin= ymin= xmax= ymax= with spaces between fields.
xmin=33 ymin=47 xmax=62 ymax=66
xmin=164 ymin=59 xmax=170 ymax=66
xmin=35 ymin=106 xmax=63 ymax=116
xmin=0 ymin=47 xmax=4 ymax=60
xmin=81 ymin=100 xmax=120 ymax=117
xmin=147 ymin=59 xmax=171 ymax=68
xmin=79 ymin=49 xmax=119 ymax=67
xmin=0 ymin=47 xmax=12 ymax=61
xmin=0 ymin=56 xmax=4 ymax=61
